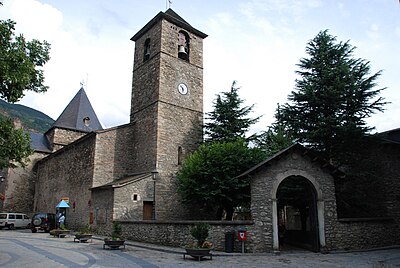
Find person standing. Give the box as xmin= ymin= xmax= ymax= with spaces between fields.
xmin=58 ymin=213 xmax=65 ymax=228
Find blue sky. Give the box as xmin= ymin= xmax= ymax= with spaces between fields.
xmin=1 ymin=0 xmax=399 ymax=133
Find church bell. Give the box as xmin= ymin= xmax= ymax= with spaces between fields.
xmin=178 ymin=45 xmax=187 ymax=55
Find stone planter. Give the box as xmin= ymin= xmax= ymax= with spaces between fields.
xmin=103 ymin=239 xmax=125 ymax=250
xmin=50 ymin=229 xmax=70 ymax=238
xmin=183 ymin=248 xmax=213 ymax=261
xmin=74 ymin=234 xmax=93 ymax=243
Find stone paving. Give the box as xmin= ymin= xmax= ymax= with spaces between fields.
xmin=1 ymin=229 xmax=399 ymax=267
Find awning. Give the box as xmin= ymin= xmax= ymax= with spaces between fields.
xmin=56 ymin=200 xmax=70 ymax=208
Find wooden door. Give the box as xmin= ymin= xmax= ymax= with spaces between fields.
xmin=143 ymin=201 xmax=153 ymax=220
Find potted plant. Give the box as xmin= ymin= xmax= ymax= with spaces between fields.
xmin=184 ymin=222 xmax=213 ymax=261
xmin=103 ymin=222 xmax=125 ymax=249
xmin=74 ymin=224 xmax=93 ymax=243
xmin=50 ymin=223 xmax=70 ymax=238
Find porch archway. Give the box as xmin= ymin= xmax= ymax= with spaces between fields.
xmin=271 ymin=170 xmax=326 ymax=252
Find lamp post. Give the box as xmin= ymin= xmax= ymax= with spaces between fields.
xmin=151 ymin=170 xmax=158 ymax=220
xmin=0 ymin=176 xmax=5 ymax=211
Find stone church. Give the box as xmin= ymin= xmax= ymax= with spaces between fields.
xmin=1 ymin=9 xmax=399 ymax=253
xmin=1 ymin=8 xmax=206 ymax=227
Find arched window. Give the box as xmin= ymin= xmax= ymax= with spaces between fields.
xmin=144 ymin=38 xmax=151 ymax=62
xmin=178 ymin=31 xmax=189 ymax=61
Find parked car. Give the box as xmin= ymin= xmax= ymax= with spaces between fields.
xmin=0 ymin=213 xmax=31 ymax=229
xmin=30 ymin=213 xmax=56 ymax=233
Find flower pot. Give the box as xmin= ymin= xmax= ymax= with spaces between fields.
xmin=184 ymin=248 xmax=213 ymax=261
xmin=103 ymin=239 xmax=125 ymax=250
xmin=50 ymin=229 xmax=70 ymax=238
xmin=74 ymin=234 xmax=93 ymax=243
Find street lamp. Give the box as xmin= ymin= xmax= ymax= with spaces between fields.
xmin=151 ymin=170 xmax=158 ymax=220
xmin=0 ymin=176 xmax=4 ymax=183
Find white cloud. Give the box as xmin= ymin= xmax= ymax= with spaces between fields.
xmin=1 ymin=0 xmax=399 ymax=133
xmin=9 ymin=0 xmax=63 ymax=40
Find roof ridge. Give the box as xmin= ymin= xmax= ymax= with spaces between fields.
xmin=165 ymin=8 xmax=190 ymax=26
xmin=52 ymin=87 xmax=103 ymax=132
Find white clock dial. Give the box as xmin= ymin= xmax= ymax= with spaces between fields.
xmin=178 ymin=83 xmax=188 ymax=95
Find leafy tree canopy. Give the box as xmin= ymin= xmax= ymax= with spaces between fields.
xmin=0 ymin=19 xmax=51 ymax=103
xmin=204 ymin=81 xmax=260 ymax=143
xmin=177 ymin=138 xmax=266 ymax=220
xmin=0 ymin=117 xmax=33 ymax=168
xmin=276 ymin=30 xmax=387 ymax=162
xmin=0 ymin=17 xmax=51 ymax=168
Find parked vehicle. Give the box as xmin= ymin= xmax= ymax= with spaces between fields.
xmin=0 ymin=213 xmax=31 ymax=229
xmin=30 ymin=213 xmax=56 ymax=233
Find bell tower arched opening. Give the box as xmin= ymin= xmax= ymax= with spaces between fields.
xmin=178 ymin=31 xmax=189 ymax=61
xmin=276 ymin=175 xmax=319 ymax=252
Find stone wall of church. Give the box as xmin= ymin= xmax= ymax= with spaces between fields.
xmin=129 ymin=14 xmax=205 ymax=221
xmin=113 ymin=177 xmax=155 ymax=221
xmin=251 ymin=150 xmax=339 ymax=252
xmin=250 ymin=147 xmax=400 ymax=252
xmin=326 ymin=141 xmax=400 ymax=250
xmin=129 ymin=109 xmax=158 ymax=174
xmin=118 ymin=220 xmax=254 ymax=252
xmin=1 ymin=152 xmax=49 ymax=214
xmin=156 ymin=103 xmax=203 ymax=220
xmin=160 ymin=20 xmax=204 ymax=69
xmin=250 ymin=165 xmax=274 ymax=252
xmin=328 ymin=218 xmax=399 ymax=250
xmin=371 ymin=142 xmax=400 ymax=230
xmin=33 ymin=134 xmax=96 ymax=229
xmin=46 ymin=128 xmax=87 ymax=152
xmin=91 ymin=188 xmax=114 ymax=233
xmin=92 ymin=129 xmax=116 ymax=187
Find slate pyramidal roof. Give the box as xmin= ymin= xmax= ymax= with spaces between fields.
xmin=131 ymin=8 xmax=207 ymax=41
xmin=52 ymin=87 xmax=103 ymax=132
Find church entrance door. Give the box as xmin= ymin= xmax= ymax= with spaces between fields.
xmin=276 ymin=175 xmax=319 ymax=252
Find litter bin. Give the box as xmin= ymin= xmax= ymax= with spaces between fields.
xmin=225 ymin=231 xmax=234 ymax=253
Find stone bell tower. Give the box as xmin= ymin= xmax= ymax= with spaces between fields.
xmin=130 ymin=9 xmax=207 ymax=219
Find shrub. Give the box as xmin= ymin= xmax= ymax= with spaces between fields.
xmin=190 ymin=222 xmax=209 ymax=246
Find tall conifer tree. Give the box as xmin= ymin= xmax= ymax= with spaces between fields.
xmin=204 ymin=81 xmax=260 ymax=143
xmin=277 ymin=30 xmax=386 ymax=161
xmin=277 ymin=30 xmax=388 ymax=217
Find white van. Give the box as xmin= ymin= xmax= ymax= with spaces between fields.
xmin=0 ymin=213 xmax=30 ymax=229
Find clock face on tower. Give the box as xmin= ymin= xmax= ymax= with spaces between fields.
xmin=177 ymin=83 xmax=188 ymax=95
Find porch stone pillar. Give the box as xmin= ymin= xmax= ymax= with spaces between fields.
xmin=272 ymin=198 xmax=279 ymax=251
xmin=317 ymin=200 xmax=326 ymax=248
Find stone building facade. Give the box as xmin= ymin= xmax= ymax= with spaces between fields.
xmin=117 ymin=140 xmax=399 ymax=253
xmin=1 ymin=8 xmax=399 ymax=253
xmin=240 ymin=142 xmax=400 ymax=252
xmin=25 ymin=9 xmax=208 ymax=230
xmin=0 ymin=87 xmax=103 ymax=214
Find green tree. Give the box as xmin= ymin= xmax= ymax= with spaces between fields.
xmin=276 ymin=30 xmax=387 ymax=162
xmin=1 ymin=19 xmax=51 ymax=103
xmin=276 ymin=30 xmax=388 ymax=217
xmin=255 ymin=124 xmax=293 ymax=157
xmin=204 ymin=81 xmax=260 ymax=143
xmin=0 ymin=18 xmax=51 ymax=168
xmin=177 ymin=139 xmax=265 ymax=220
xmin=255 ymin=105 xmax=294 ymax=156
xmin=0 ymin=117 xmax=32 ymax=168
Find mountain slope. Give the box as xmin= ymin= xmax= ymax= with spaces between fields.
xmin=0 ymin=99 xmax=55 ymax=133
